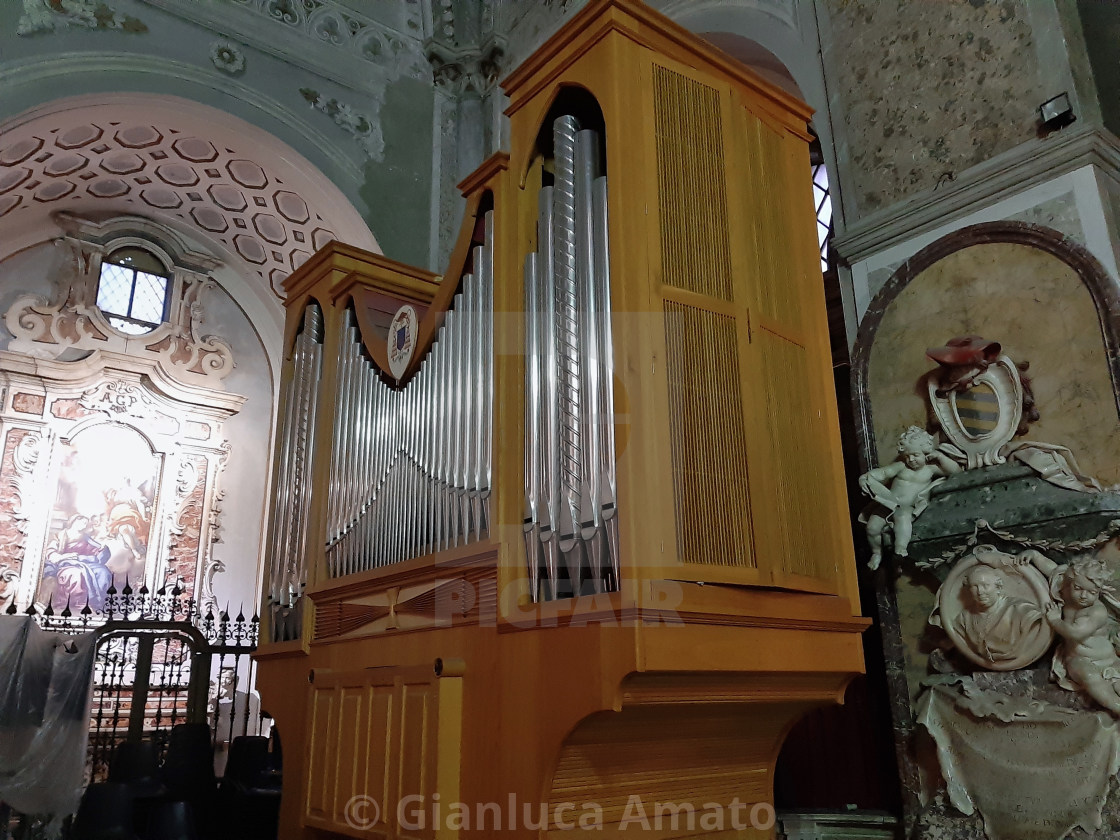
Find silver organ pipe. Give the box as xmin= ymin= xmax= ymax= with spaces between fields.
xmin=323 ymin=213 xmax=495 ymax=577
xmin=524 ymin=116 xmax=619 ymax=601
xmin=267 ymin=303 xmax=324 ymax=641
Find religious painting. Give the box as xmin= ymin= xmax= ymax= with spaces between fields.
xmin=36 ymin=423 xmax=160 ymax=611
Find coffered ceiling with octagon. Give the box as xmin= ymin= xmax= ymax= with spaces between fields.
xmin=0 ymin=96 xmax=379 ymax=312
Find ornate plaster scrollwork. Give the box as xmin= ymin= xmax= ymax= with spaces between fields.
xmin=5 ymin=219 xmax=235 ymax=387
xmin=17 ymin=0 xmax=147 ymax=35
xmin=173 ymin=457 xmax=201 ymax=508
xmin=6 ymin=267 xmax=108 ymax=354
xmin=299 ymin=88 xmax=385 ymax=161
xmin=144 ymin=292 xmax=236 ymax=381
xmin=210 ymin=39 xmax=246 ymax=75
xmin=10 ymin=430 xmax=48 ymax=536
xmin=425 ymin=33 xmax=507 ymax=96
xmin=81 ymin=380 xmax=159 ymax=419
xmin=0 ymin=565 xmax=18 ymax=610
xmin=201 ymin=486 xmax=227 ymax=613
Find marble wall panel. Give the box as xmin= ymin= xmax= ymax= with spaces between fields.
xmin=0 ymin=429 xmax=27 ymax=603
xmin=867 ymin=242 xmax=1120 ymax=485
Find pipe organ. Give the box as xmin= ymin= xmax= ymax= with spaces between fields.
xmin=323 ymin=219 xmax=494 ymax=579
xmin=265 ymin=303 xmax=322 ymax=641
xmin=523 ymin=116 xmax=619 ymax=602
xmin=256 ymin=1 xmax=870 ymax=838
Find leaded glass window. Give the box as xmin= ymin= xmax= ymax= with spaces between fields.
xmin=96 ymin=247 xmax=171 ymax=335
xmin=811 ymin=160 xmax=832 ymax=273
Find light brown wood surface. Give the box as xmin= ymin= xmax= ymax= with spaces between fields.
xmin=257 ymin=1 xmax=867 ymax=837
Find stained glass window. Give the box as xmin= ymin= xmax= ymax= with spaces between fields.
xmin=96 ymin=247 xmax=171 ymax=335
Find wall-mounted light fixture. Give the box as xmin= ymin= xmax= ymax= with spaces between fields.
xmin=1039 ymin=93 xmax=1075 ymax=132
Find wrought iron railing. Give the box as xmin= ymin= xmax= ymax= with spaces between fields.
xmin=4 ymin=581 xmax=264 ymax=780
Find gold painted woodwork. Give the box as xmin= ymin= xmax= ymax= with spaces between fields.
xmin=256 ymin=2 xmax=868 ymax=838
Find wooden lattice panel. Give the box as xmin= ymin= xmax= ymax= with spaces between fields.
xmin=663 ymin=300 xmax=754 ymax=569
xmin=653 ymin=65 xmax=733 ymax=301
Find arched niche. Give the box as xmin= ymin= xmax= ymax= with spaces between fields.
xmin=852 ymin=222 xmax=1120 ymax=485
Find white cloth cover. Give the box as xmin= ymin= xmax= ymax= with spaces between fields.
xmin=0 ymin=616 xmax=96 ymax=824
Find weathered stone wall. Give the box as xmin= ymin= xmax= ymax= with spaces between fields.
xmin=823 ymin=0 xmax=1041 ymax=219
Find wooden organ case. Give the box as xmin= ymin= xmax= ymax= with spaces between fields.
xmin=255 ymin=1 xmax=869 ymax=837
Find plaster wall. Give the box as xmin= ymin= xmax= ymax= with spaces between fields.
xmin=0 ymin=0 xmax=434 ymax=267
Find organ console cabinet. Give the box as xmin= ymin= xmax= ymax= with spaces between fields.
xmin=255 ymin=0 xmax=869 ymax=837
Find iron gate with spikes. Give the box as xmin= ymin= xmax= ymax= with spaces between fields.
xmin=12 ymin=580 xmax=262 ymax=781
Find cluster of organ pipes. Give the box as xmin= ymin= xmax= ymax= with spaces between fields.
xmin=266 ymin=303 xmax=323 ymax=638
xmin=524 ymin=114 xmax=620 ymax=601
xmin=325 ymin=214 xmax=495 ymax=577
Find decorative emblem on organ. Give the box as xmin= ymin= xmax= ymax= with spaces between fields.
xmin=386 ymin=304 xmax=418 ymax=381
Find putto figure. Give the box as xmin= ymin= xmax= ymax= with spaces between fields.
xmin=1019 ymin=551 xmax=1120 ymax=716
xmin=859 ymin=426 xmax=961 ymax=570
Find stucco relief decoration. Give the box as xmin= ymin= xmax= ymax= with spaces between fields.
xmin=209 ymin=40 xmax=247 ymax=75
xmin=165 ymin=452 xmax=214 ymax=604
xmin=81 ymin=380 xmax=155 ymax=418
xmin=202 ymin=481 xmax=228 ymax=612
xmin=0 ymin=227 xmax=246 ymax=620
xmin=242 ymin=0 xmax=419 ymax=63
xmin=17 ymin=0 xmax=147 ymax=36
xmin=138 ymin=0 xmax=426 ymax=92
xmin=299 ymin=88 xmax=384 ymax=161
xmin=10 ymin=431 xmax=49 ymax=542
xmin=425 ymin=35 xmax=507 ymax=96
xmin=5 ymin=234 xmax=235 ymax=386
xmin=0 ymin=567 xmax=18 ymax=611
xmin=0 ymin=128 xmax=340 ymax=297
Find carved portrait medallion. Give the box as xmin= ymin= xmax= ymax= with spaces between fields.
xmin=935 ymin=545 xmax=1054 ymax=671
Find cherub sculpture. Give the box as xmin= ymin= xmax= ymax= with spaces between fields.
xmin=1018 ymin=550 xmax=1120 ymax=716
xmin=859 ymin=426 xmax=961 ymax=570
